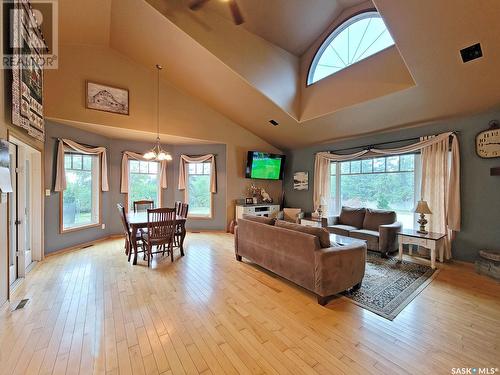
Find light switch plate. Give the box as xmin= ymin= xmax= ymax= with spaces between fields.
xmin=101 ymin=223 xmax=106 ymax=229
xmin=45 ymin=189 xmax=51 ymax=197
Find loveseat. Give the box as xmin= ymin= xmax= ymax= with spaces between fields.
xmin=328 ymin=206 xmax=402 ymax=257
xmin=235 ymin=215 xmax=366 ymax=305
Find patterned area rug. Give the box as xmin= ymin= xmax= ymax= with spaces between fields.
xmin=341 ymin=251 xmax=439 ymax=320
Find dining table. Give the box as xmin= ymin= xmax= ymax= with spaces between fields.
xmin=126 ymin=211 xmax=187 ymax=265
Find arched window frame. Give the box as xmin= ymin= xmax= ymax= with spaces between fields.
xmin=307 ymin=10 xmax=395 ymax=85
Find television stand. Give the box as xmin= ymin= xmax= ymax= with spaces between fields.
xmin=236 ymin=203 xmax=280 ymax=220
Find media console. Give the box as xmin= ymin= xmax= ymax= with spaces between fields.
xmin=235 ymin=204 xmax=280 ymax=220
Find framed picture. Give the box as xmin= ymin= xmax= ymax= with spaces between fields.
xmin=86 ymin=81 xmax=129 ymax=115
xmin=293 ymin=171 xmax=308 ymax=191
xmin=245 ymin=197 xmax=254 ymax=205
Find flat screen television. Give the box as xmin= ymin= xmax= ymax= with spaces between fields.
xmin=245 ymin=151 xmax=285 ymax=180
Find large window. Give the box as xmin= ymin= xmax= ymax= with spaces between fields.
xmin=62 ymin=153 xmax=100 ymax=231
xmin=128 ymin=160 xmax=161 ymax=211
xmin=308 ymin=11 xmax=395 ymax=85
xmin=186 ymin=162 xmax=212 ymax=218
xmin=329 ymin=154 xmax=420 ymax=229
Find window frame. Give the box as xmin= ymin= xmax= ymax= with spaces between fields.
xmin=307 ymin=9 xmax=395 ymax=86
xmin=126 ymin=159 xmax=162 ymax=212
xmin=329 ymin=153 xmax=421 ymax=229
xmin=60 ymin=152 xmax=102 ymax=234
xmin=185 ymin=161 xmax=213 ymax=220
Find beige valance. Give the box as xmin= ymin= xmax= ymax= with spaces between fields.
xmin=314 ymin=132 xmax=460 ymax=258
xmin=178 ymin=154 xmax=217 ymax=193
xmin=120 ymin=151 xmax=168 ymax=194
xmin=54 ymin=138 xmax=109 ymax=192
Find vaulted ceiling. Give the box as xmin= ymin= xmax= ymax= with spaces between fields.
xmin=57 ymin=0 xmax=500 ymax=150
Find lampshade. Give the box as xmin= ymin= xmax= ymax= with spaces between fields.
xmin=414 ymin=200 xmax=432 ymax=214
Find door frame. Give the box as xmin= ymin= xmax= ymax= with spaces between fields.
xmin=6 ymin=131 xmax=44 ymax=298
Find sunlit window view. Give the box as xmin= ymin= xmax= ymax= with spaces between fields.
xmin=329 ymin=154 xmax=419 ymax=229
xmin=128 ymin=160 xmax=160 ymax=211
xmin=308 ymin=11 xmax=395 ymax=84
xmin=62 ymin=153 xmax=100 ymax=230
xmin=187 ymin=162 xmax=212 ymax=218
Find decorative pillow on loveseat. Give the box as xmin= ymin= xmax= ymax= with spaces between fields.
xmin=339 ymin=206 xmax=366 ymax=228
xmin=362 ymin=209 xmax=397 ymax=231
xmin=241 ymin=214 xmax=276 ymax=226
xmin=275 ymin=220 xmax=331 ymax=248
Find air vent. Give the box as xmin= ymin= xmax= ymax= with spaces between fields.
xmin=460 ymin=43 xmax=482 ymax=63
xmin=269 ymin=119 xmax=279 ymax=126
xmin=15 ymin=299 xmax=29 ymax=310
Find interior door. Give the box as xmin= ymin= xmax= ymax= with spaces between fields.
xmin=8 ymin=143 xmax=18 ymax=286
xmin=24 ymin=158 xmax=32 ymax=268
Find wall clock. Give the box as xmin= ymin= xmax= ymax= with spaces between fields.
xmin=476 ymin=120 xmax=500 ymax=158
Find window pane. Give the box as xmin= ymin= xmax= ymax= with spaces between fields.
xmin=188 ymin=175 xmax=211 ymax=217
xmin=130 ymin=160 xmax=139 ymax=173
xmin=203 ymin=163 xmax=211 ymax=175
xmin=82 ymin=155 xmax=92 ymax=171
xmin=72 ymin=155 xmax=82 ymax=170
xmin=361 ymin=159 xmax=373 ymax=173
xmin=350 ymin=160 xmax=361 ymax=174
xmin=63 ymin=154 xmax=99 ymax=230
xmin=340 ymin=162 xmax=350 ymax=174
xmin=128 ymin=173 xmax=159 ymax=210
xmin=64 ymin=155 xmax=71 ymax=169
xmin=139 ymin=161 xmax=149 ymax=174
xmin=400 ymin=154 xmax=415 ymax=171
xmin=149 ymin=162 xmax=158 ymax=174
xmin=188 ymin=163 xmax=196 ymax=174
xmin=386 ymin=156 xmax=399 ymax=172
xmin=195 ymin=163 xmax=204 ymax=175
xmin=330 ymin=162 xmax=336 ymax=175
xmin=373 ymin=158 xmax=385 ymax=172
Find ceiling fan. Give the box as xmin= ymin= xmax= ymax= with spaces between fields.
xmin=189 ymin=0 xmax=245 ymax=25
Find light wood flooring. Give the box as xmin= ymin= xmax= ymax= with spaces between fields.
xmin=1 ymin=233 xmax=499 ymax=375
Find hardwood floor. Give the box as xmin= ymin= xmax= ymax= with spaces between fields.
xmin=1 ymin=233 xmax=499 ymax=375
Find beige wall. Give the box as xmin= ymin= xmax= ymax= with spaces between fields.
xmin=45 ymin=43 xmax=283 ymax=227
xmin=299 ymin=2 xmax=415 ymax=121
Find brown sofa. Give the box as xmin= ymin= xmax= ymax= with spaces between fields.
xmin=328 ymin=206 xmax=402 ymax=257
xmin=235 ymin=215 xmax=367 ymax=305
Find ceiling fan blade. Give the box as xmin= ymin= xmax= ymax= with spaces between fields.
xmin=189 ymin=0 xmax=210 ymax=11
xmin=228 ymin=0 xmax=244 ymax=25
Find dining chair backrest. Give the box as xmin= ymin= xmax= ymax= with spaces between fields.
xmin=134 ymin=200 xmax=154 ymax=213
xmin=179 ymin=203 xmax=189 ymax=218
xmin=117 ymin=204 xmax=130 ymax=238
xmin=147 ymin=208 xmax=176 ymax=240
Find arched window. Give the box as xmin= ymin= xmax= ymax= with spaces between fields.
xmin=307 ymin=11 xmax=395 ymax=85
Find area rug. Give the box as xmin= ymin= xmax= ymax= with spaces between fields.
xmin=341 ymin=252 xmax=439 ymax=320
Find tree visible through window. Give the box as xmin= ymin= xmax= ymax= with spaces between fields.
xmin=187 ymin=162 xmax=212 ymax=218
xmin=330 ymin=154 xmax=419 ymax=229
xmin=62 ymin=153 xmax=100 ymax=230
xmin=308 ymin=11 xmax=395 ymax=84
xmin=128 ymin=160 xmax=160 ymax=211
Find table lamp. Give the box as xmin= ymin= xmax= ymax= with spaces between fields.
xmin=415 ymin=200 xmax=432 ymax=234
xmin=317 ymin=197 xmax=328 ymax=217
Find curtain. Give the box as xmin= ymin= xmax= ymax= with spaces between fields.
xmin=314 ymin=132 xmax=461 ymax=258
xmin=120 ymin=151 xmax=168 ymax=194
xmin=54 ymin=138 xmax=109 ymax=192
xmin=178 ymin=154 xmax=217 ymax=193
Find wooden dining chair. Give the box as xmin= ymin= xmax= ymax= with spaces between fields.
xmin=133 ymin=200 xmax=154 ymax=213
xmin=174 ymin=203 xmax=189 ymax=248
xmin=141 ymin=208 xmax=177 ymax=266
xmin=117 ymin=204 xmax=144 ymax=262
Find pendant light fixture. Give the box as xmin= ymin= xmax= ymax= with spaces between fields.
xmin=144 ymin=64 xmax=172 ymax=161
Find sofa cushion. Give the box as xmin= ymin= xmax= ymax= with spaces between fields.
xmin=349 ymin=229 xmax=379 ymax=251
xmin=275 ymin=220 xmax=330 ymax=248
xmin=339 ymin=206 xmax=366 ymax=228
xmin=328 ymin=224 xmax=358 ymax=237
xmin=241 ymin=214 xmax=275 ymax=226
xmin=362 ymin=209 xmax=396 ymax=231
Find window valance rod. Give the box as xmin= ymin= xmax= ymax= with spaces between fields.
xmin=316 ymin=131 xmax=460 ymax=155
xmin=53 ymin=137 xmax=102 ymax=149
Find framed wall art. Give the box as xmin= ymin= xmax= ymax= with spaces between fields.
xmin=86 ymin=81 xmax=129 ymax=115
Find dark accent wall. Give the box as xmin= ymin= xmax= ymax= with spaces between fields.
xmin=283 ymin=108 xmax=500 ymax=262
xmin=44 ymin=120 xmax=226 ymax=254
